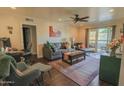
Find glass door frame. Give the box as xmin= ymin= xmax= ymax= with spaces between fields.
xmin=87 ymin=28 xmax=98 ymax=52
xmin=88 ymin=27 xmax=112 ymax=52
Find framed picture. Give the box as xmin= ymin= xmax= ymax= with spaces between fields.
xmin=49 ymin=26 xmax=61 ymax=37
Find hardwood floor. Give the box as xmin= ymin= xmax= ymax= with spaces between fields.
xmin=31 ymin=55 xmax=111 ymax=86
xmin=43 ymin=69 xmax=78 ymax=86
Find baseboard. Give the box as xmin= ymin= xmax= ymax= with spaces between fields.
xmin=37 ymin=55 xmax=43 ymax=59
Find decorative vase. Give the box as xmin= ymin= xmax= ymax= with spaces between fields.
xmin=110 ymin=49 xmax=116 ymax=57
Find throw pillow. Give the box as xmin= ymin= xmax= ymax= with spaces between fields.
xmin=61 ymin=43 xmax=65 ymax=49
xmin=46 ymin=41 xmax=55 ymax=52
xmin=61 ymin=42 xmax=69 ymax=49
xmin=80 ymin=43 xmax=84 ymax=48
xmin=50 ymin=43 xmax=56 ymax=52
xmin=46 ymin=41 xmax=51 ymax=48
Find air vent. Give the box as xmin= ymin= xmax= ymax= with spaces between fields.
xmin=25 ymin=18 xmax=34 ymax=22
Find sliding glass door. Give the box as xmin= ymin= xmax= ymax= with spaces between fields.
xmin=88 ymin=27 xmax=112 ymax=52
xmin=88 ymin=29 xmax=97 ymax=51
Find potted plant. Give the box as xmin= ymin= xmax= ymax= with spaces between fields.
xmin=108 ymin=38 xmax=123 ymax=57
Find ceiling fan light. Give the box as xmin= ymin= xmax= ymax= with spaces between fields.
xmin=58 ymin=18 xmax=62 ymax=22
xmin=109 ymin=9 xmax=114 ymax=12
xmin=10 ymin=7 xmax=16 ymax=10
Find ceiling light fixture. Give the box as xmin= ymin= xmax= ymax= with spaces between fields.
xmin=58 ymin=18 xmax=62 ymax=22
xmin=10 ymin=7 xmax=16 ymax=10
xmin=109 ymin=9 xmax=114 ymax=12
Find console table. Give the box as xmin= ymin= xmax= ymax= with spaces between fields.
xmin=6 ymin=51 xmax=24 ymax=62
xmin=99 ymin=55 xmax=121 ymax=85
xmin=6 ymin=51 xmax=31 ymax=63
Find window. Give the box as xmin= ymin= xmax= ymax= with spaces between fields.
xmin=88 ymin=29 xmax=97 ymax=50
xmin=88 ymin=27 xmax=112 ymax=52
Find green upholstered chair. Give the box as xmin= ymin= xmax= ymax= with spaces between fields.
xmin=0 ymin=54 xmax=41 ymax=86
xmin=0 ymin=55 xmax=10 ymax=80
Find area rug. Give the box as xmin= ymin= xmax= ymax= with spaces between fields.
xmin=49 ymin=56 xmax=100 ymax=86
xmin=87 ymin=52 xmax=108 ymax=59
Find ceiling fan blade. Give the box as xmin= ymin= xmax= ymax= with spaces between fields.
xmin=70 ymin=14 xmax=89 ymax=24
xmin=74 ymin=20 xmax=78 ymax=24
xmin=70 ymin=17 xmax=75 ymax=19
xmin=79 ymin=19 xmax=88 ymax=22
xmin=80 ymin=16 xmax=89 ymax=19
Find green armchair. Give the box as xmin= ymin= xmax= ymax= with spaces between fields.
xmin=0 ymin=54 xmax=41 ymax=86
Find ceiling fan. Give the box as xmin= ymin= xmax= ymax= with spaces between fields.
xmin=70 ymin=14 xmax=89 ymax=23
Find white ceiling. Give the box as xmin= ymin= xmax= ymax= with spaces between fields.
xmin=64 ymin=7 xmax=124 ymax=22
xmin=0 ymin=7 xmax=124 ymax=25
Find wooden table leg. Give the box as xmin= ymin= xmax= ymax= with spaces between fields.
xmin=48 ymin=71 xmax=52 ymax=78
xmin=36 ymin=79 xmax=42 ymax=86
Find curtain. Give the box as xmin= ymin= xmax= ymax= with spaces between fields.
xmin=111 ymin=25 xmax=116 ymax=40
xmin=85 ymin=29 xmax=89 ymax=48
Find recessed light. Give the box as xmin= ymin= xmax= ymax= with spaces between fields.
xmin=58 ymin=18 xmax=62 ymax=22
xmin=109 ymin=9 xmax=114 ymax=12
xmin=10 ymin=7 xmax=16 ymax=10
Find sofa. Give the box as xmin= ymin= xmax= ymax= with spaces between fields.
xmin=43 ymin=42 xmax=74 ymax=60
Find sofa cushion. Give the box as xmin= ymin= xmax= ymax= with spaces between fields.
xmin=53 ymin=43 xmax=61 ymax=49
xmin=59 ymin=49 xmax=68 ymax=53
xmin=46 ymin=41 xmax=55 ymax=52
xmin=52 ymin=50 xmax=61 ymax=56
xmin=50 ymin=43 xmax=56 ymax=52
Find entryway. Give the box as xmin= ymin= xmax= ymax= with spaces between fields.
xmin=22 ymin=24 xmax=37 ymax=55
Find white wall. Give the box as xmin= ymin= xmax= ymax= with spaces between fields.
xmin=36 ymin=20 xmax=78 ymax=57
xmin=0 ymin=10 xmax=78 ymax=58
xmin=0 ymin=14 xmax=22 ymax=49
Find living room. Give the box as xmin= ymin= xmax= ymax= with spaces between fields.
xmin=0 ymin=7 xmax=124 ymax=86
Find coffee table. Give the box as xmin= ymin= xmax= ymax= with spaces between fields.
xmin=62 ymin=50 xmax=86 ymax=65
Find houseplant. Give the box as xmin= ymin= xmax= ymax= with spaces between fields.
xmin=108 ymin=38 xmax=123 ymax=57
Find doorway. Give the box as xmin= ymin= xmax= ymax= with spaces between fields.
xmin=22 ymin=24 xmax=37 ymax=55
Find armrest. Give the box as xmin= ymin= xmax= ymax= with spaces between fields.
xmin=15 ymin=69 xmax=41 ymax=86
xmin=52 ymin=50 xmax=61 ymax=55
xmin=43 ymin=46 xmax=53 ymax=57
xmin=20 ymin=69 xmax=41 ymax=82
xmin=0 ymin=59 xmax=10 ymax=79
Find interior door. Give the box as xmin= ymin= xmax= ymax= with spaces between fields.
xmin=22 ymin=27 xmax=31 ymax=50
